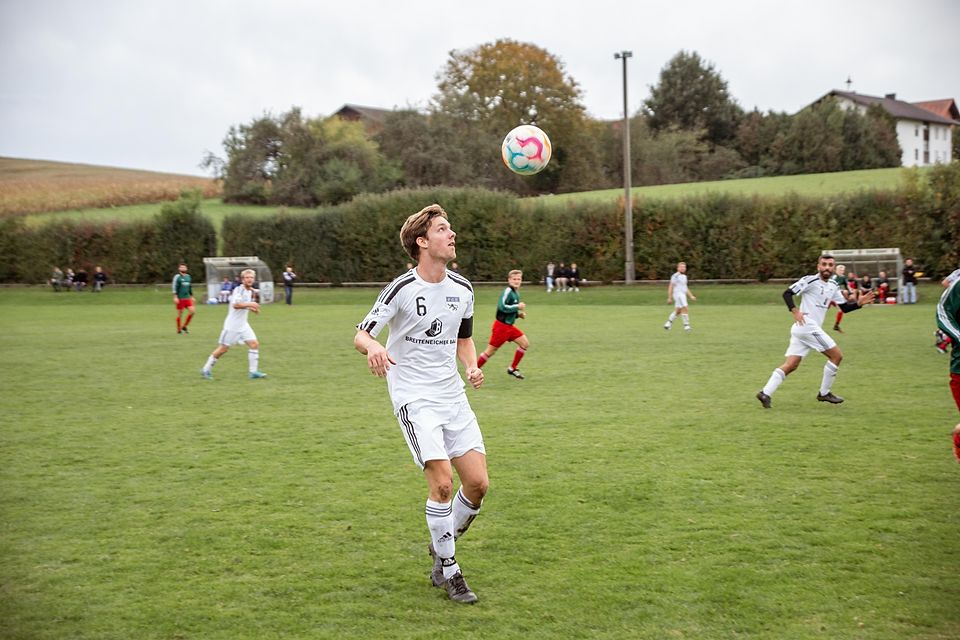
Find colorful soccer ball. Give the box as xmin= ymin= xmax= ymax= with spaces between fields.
xmin=501 ymin=125 xmax=552 ymax=175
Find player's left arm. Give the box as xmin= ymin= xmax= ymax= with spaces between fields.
xmin=938 ymin=284 xmax=960 ymax=342
xmin=688 ymin=286 xmax=696 ymax=302
xmin=456 ymin=317 xmax=483 ymax=389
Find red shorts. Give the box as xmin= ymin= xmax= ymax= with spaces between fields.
xmin=488 ymin=319 xmax=524 ymax=348
xmin=176 ymin=298 xmax=194 ymax=311
xmin=951 ymin=373 xmax=960 ymax=413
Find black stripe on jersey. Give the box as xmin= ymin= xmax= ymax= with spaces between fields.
xmin=377 ymin=274 xmax=416 ymax=305
xmin=790 ymin=274 xmax=819 ymax=293
xmin=358 ymin=320 xmax=378 ymax=333
xmin=398 ymin=404 xmax=423 ymax=467
xmin=446 ymin=271 xmax=473 ymax=292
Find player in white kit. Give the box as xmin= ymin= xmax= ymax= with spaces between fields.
xmin=354 ymin=204 xmax=486 ymax=604
xmin=664 ymin=262 xmax=696 ymax=331
xmin=756 ymin=255 xmax=875 ymax=408
xmin=200 ymin=269 xmax=267 ymax=380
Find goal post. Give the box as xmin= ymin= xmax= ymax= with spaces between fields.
xmin=820 ymin=247 xmax=902 ymax=302
xmin=202 ymin=256 xmax=275 ymax=304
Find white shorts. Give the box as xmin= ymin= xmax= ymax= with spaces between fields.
xmin=673 ymin=293 xmax=688 ymax=308
xmin=785 ymin=322 xmax=836 ymax=357
xmin=218 ymin=326 xmax=257 ymax=346
xmin=396 ymin=398 xmax=485 ymax=469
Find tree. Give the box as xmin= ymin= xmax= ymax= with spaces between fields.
xmin=432 ymin=39 xmax=606 ymax=193
xmin=644 ymin=50 xmax=743 ymax=146
xmin=206 ymin=108 xmax=400 ymax=207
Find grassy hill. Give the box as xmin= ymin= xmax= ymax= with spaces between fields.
xmin=8 ymin=162 xmax=922 ymax=231
xmin=0 ymin=157 xmax=221 ymax=217
xmin=536 ymin=167 xmax=914 ymax=205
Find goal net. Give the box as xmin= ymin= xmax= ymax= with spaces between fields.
xmin=820 ymin=247 xmax=902 ymax=302
xmin=202 ymin=256 xmax=275 ymax=304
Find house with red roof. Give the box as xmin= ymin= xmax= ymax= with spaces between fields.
xmin=816 ymin=91 xmax=958 ymax=167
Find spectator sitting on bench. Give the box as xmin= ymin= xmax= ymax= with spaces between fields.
xmin=875 ymin=271 xmax=891 ymax=303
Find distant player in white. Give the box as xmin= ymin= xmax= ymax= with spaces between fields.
xmin=756 ymin=255 xmax=874 ymax=408
xmin=354 ymin=204 xmax=486 ymax=604
xmin=664 ymin=261 xmax=696 ymax=331
xmin=200 ymin=269 xmax=267 ymax=380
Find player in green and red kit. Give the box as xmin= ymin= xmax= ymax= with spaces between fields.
xmin=477 ymin=270 xmax=529 ymax=379
xmin=830 ymin=264 xmax=851 ymax=333
xmin=935 ymin=272 xmax=960 ymax=462
xmin=172 ymin=262 xmax=195 ymax=334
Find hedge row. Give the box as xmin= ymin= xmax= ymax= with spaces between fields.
xmin=0 ymin=192 xmax=216 ymax=284
xmin=3 ymin=166 xmax=958 ymax=284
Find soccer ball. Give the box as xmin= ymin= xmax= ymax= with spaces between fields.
xmin=501 ymin=125 xmax=552 ymax=175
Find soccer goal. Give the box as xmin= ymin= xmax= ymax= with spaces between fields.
xmin=821 ymin=247 xmax=902 ymax=302
xmin=202 ymin=256 xmax=275 ymax=304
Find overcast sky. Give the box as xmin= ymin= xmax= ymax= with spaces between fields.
xmin=1 ymin=0 xmax=957 ymax=176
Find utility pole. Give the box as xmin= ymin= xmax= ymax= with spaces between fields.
xmin=614 ymin=50 xmax=635 ymax=283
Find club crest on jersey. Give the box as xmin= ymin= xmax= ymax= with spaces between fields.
xmin=425 ymin=318 xmax=443 ymax=337
xmin=446 ymin=296 xmax=460 ymax=311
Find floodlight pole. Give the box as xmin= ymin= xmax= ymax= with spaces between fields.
xmin=615 ymin=50 xmax=635 ymax=283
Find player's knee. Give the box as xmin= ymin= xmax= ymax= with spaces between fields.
xmin=248 ymin=341 xmax=259 ymax=350
xmin=435 ymin=482 xmax=453 ymax=503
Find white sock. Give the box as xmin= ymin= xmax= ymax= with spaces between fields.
xmin=762 ymin=368 xmax=786 ymax=396
xmin=820 ymin=361 xmax=839 ymax=395
xmin=248 ymin=349 xmax=259 ymax=373
xmin=666 ymin=311 xmax=677 ymax=324
xmin=452 ymin=487 xmax=481 ymax=540
xmin=426 ymin=499 xmax=460 ymax=579
xmin=203 ymin=355 xmax=217 ymax=372
xmin=681 ymin=313 xmax=690 ymax=327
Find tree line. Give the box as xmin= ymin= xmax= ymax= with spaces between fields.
xmin=203 ymin=42 xmax=906 ymax=208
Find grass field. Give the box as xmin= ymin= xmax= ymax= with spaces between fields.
xmin=537 ymin=167 xmax=916 ymax=205
xmin=0 ymin=157 xmax=221 ymax=217
xmin=1 ymin=285 xmax=958 ymax=639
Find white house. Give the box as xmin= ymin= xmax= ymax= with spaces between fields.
xmin=816 ymin=90 xmax=958 ymax=167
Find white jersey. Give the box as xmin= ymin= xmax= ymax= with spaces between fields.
xmin=224 ymin=285 xmax=257 ymax=331
xmin=788 ymin=274 xmax=846 ymax=328
xmin=670 ymin=272 xmax=688 ymax=296
xmin=357 ymin=268 xmax=475 ymax=412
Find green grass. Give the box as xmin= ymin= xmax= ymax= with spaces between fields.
xmin=1 ymin=285 xmax=958 ymax=639
xmin=538 ymin=167 xmax=917 ymax=205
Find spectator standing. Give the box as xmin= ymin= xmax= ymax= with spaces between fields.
xmin=282 ymin=265 xmax=297 ymax=305
xmin=93 ymin=266 xmax=108 ymax=292
xmin=901 ymin=259 xmax=918 ymax=304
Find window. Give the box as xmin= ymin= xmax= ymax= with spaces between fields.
xmin=915 ymin=125 xmax=919 ymax=136
xmin=915 ymin=149 xmax=919 ymax=160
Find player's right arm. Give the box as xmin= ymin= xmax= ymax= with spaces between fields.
xmin=667 ymin=280 xmax=674 ymax=303
xmin=354 ymin=330 xmax=395 ymax=376
xmin=782 ymin=288 xmax=804 ymax=325
xmin=172 ymin=274 xmax=179 ymax=302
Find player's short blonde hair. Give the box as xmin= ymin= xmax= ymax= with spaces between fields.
xmin=241 ymin=268 xmax=256 ymax=278
xmin=400 ymin=204 xmax=448 ymax=261
xmin=508 ymin=270 xmax=523 ymax=278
